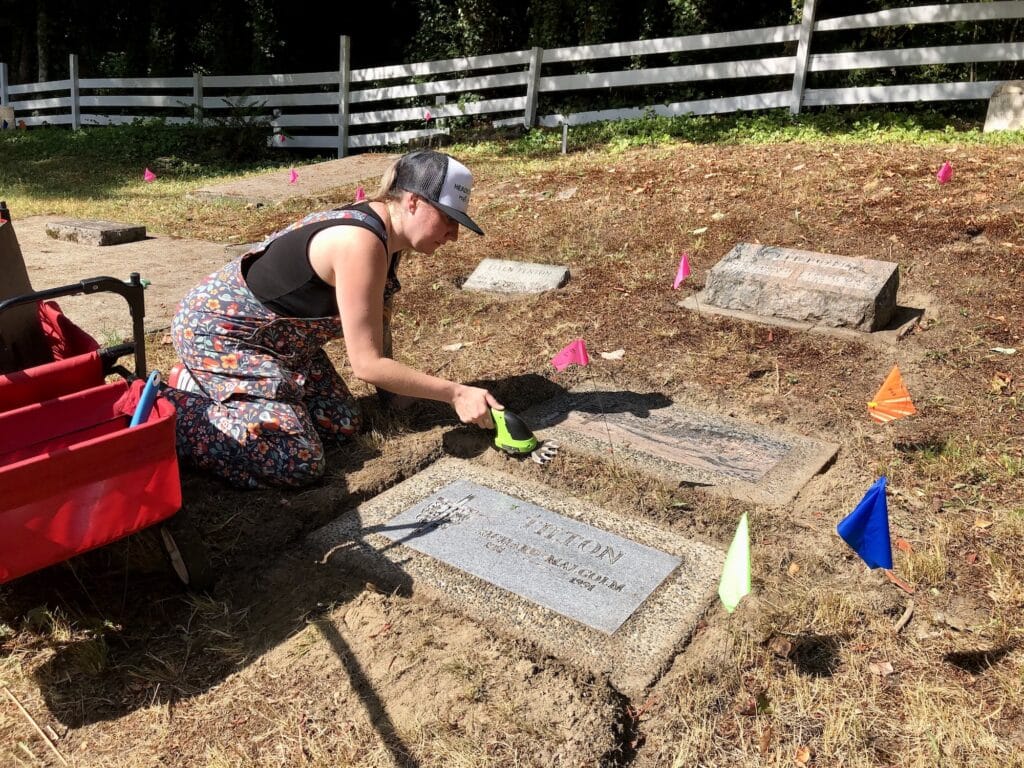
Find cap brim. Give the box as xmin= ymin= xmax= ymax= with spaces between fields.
xmin=435 ymin=201 xmax=484 ymax=236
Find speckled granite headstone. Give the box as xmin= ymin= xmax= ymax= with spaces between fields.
xmin=522 ymin=389 xmax=838 ymax=506
xmin=984 ymin=81 xmax=1024 ymax=132
xmin=307 ymin=459 xmax=723 ymax=696
xmin=702 ymin=243 xmax=898 ymax=331
xmin=45 ymin=220 xmax=147 ymax=246
xmin=462 ymin=258 xmax=569 ymax=293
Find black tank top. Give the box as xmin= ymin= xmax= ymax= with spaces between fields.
xmin=243 ymin=203 xmax=393 ymax=317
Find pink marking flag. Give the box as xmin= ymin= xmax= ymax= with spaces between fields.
xmin=551 ymin=338 xmax=590 ymax=371
xmin=355 ymin=186 xmax=366 ymax=202
xmin=276 ymin=133 xmax=287 ymax=145
xmin=936 ymin=161 xmax=953 ymax=184
xmin=424 ymin=109 xmax=433 ymax=122
xmin=288 ymin=168 xmax=298 ymax=184
xmin=673 ymin=252 xmax=691 ymax=290
xmin=143 ymin=167 xmax=157 ymax=182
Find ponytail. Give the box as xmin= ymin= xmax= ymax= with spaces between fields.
xmin=370 ymin=156 xmax=402 ymax=202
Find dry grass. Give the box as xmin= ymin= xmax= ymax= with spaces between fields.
xmin=3 ymin=138 xmax=1024 ymax=766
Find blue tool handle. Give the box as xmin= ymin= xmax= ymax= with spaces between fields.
xmin=130 ymin=370 xmax=161 ymax=427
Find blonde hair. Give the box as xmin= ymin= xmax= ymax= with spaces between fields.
xmin=370 ymin=156 xmax=403 ymax=202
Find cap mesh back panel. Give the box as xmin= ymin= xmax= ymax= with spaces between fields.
xmin=395 ymin=151 xmax=448 ymax=201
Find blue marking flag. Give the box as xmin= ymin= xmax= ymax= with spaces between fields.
xmin=837 ymin=476 xmax=893 ymax=570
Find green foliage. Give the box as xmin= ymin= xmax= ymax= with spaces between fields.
xmin=0 ymin=109 xmax=277 ymax=175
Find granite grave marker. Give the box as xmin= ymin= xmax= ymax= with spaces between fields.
xmin=700 ymin=243 xmax=899 ymax=332
xmin=523 ymin=389 xmax=838 ymax=505
xmin=308 ymin=459 xmax=723 ymax=695
xmin=462 ymin=258 xmax=569 ymax=294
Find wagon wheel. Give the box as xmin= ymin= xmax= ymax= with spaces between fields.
xmin=159 ymin=510 xmax=215 ymax=592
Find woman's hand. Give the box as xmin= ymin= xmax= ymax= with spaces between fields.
xmin=451 ymin=385 xmax=503 ymax=429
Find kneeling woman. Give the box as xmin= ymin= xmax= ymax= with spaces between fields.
xmin=165 ymin=150 xmax=502 ymax=488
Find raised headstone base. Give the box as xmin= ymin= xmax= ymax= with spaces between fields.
xmin=45 ymin=220 xmax=147 ymax=246
xmin=678 ymin=294 xmax=923 ymax=344
xmin=307 ymin=459 xmax=723 ymax=697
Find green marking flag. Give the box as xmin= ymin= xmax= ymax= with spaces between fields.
xmin=718 ymin=512 xmax=751 ymax=613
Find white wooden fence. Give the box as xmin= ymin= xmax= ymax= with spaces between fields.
xmin=1 ymin=0 xmax=1022 ymax=157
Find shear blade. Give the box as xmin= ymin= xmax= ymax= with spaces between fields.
xmin=530 ymin=441 xmax=560 ymax=465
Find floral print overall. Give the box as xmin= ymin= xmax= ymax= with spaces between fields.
xmin=164 ymin=209 xmax=400 ymax=488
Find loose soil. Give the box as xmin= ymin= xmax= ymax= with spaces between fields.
xmin=2 ymin=141 xmax=1023 ymax=767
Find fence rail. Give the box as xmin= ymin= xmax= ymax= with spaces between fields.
xmin=1 ymin=0 xmax=1022 ymax=156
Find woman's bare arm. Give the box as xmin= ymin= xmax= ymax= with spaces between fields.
xmin=318 ymin=226 xmax=501 ymax=427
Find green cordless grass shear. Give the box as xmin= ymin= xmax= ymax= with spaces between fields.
xmin=490 ymin=408 xmax=559 ymax=465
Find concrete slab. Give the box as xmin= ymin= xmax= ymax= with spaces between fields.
xmin=14 ymin=216 xmax=229 ymax=341
xmin=307 ymin=458 xmax=723 ymax=697
xmin=45 ymin=219 xmax=147 ymax=246
xmin=522 ymin=388 xmax=838 ymax=506
xmin=190 ymin=153 xmax=399 ymax=206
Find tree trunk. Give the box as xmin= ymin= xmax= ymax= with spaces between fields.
xmin=36 ymin=0 xmax=50 ymax=81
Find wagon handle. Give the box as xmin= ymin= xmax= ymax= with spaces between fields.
xmin=0 ymin=273 xmax=148 ymax=376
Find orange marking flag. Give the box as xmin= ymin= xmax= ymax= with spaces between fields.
xmin=867 ymin=365 xmax=916 ymax=423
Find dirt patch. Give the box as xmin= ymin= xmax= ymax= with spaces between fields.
xmin=190 ymin=153 xmax=398 ymax=206
xmin=3 ymin=141 xmax=1024 ymax=767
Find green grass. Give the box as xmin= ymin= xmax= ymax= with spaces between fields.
xmin=467 ymin=107 xmax=1024 ymax=157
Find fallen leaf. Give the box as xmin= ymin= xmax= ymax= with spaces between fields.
xmin=737 ymin=690 xmax=771 ymax=716
xmin=791 ymin=164 xmax=805 ymax=172
xmin=711 ymin=212 xmax=726 ymax=221
xmin=442 ymin=342 xmax=465 ymax=352
xmin=975 ymin=515 xmax=993 ymax=529
xmin=599 ymin=349 xmax=625 ymax=360
xmin=787 ymin=562 xmax=800 ymax=577
xmin=966 ymin=552 xmax=978 ymax=564
xmin=759 ymin=726 xmax=773 ymax=755
xmin=895 ymin=538 xmax=913 ymax=554
xmin=868 ymin=660 xmax=895 ymax=676
xmin=884 ymin=569 xmax=916 ymax=595
xmin=691 ymin=226 xmax=708 ymax=235
xmin=555 ymin=186 xmax=577 ymax=201
xmin=794 ymin=745 xmax=812 ymax=765
xmin=769 ymin=636 xmax=793 ymax=658
xmin=991 ymin=347 xmax=1017 ymax=356
xmin=991 ymin=372 xmax=1012 ymax=393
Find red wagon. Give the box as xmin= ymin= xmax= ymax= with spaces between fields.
xmin=0 ymin=203 xmax=209 ymax=588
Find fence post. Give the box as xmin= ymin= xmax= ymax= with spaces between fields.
xmin=1 ymin=63 xmax=8 ymax=107
xmin=338 ymin=35 xmax=351 ymax=159
xmin=69 ymin=53 xmax=80 ymax=130
xmin=435 ymin=94 xmax=446 ymax=133
xmin=193 ymin=72 xmax=204 ymax=125
xmin=524 ymin=46 xmax=543 ymax=128
xmin=790 ymin=0 xmax=818 ymax=115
